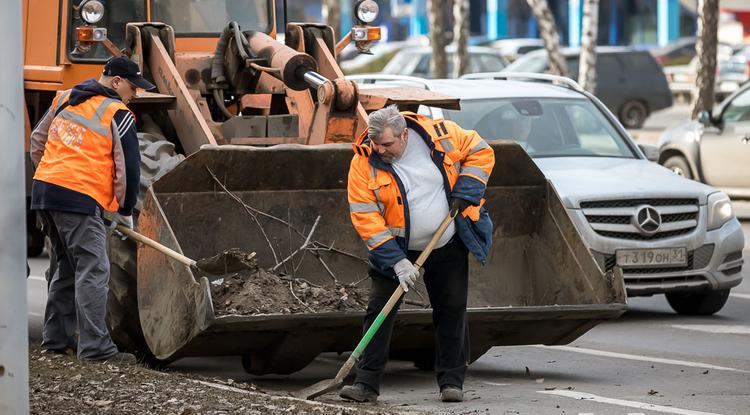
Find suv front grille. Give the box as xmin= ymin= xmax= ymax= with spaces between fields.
xmin=581 ymin=198 xmax=699 ymax=241
xmin=580 ymin=198 xmax=697 ymax=208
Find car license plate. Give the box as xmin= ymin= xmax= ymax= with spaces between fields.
xmin=615 ymin=247 xmax=687 ymax=268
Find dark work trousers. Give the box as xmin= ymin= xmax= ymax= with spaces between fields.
xmin=38 ymin=208 xmax=119 ymax=360
xmin=353 ymin=238 xmax=469 ymax=394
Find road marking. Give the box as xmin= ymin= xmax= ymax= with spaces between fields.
xmin=482 ymin=381 xmax=511 ymax=387
xmin=729 ymin=293 xmax=750 ymax=301
xmin=540 ymin=346 xmax=747 ymax=373
xmin=671 ymin=324 xmax=750 ymax=335
xmin=539 ymin=390 xmax=722 ymax=415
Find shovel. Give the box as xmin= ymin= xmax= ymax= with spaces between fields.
xmin=297 ymin=208 xmax=459 ymax=400
xmin=114 ymin=225 xmax=255 ymax=275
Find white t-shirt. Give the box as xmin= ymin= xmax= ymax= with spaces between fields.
xmin=391 ymin=128 xmax=455 ymax=251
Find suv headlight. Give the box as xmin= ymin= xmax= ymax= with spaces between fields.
xmin=707 ymin=192 xmax=734 ymax=230
xmin=80 ymin=0 xmax=104 ymax=24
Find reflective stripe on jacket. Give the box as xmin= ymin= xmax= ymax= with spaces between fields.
xmin=33 ymin=90 xmax=131 ymax=212
xmin=347 ymin=112 xmax=495 ymax=276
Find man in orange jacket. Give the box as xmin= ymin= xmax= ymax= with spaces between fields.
xmin=30 ymin=56 xmax=155 ymax=362
xmin=341 ymin=104 xmax=495 ymax=403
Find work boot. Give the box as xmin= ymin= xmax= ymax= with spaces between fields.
xmin=339 ymin=383 xmax=378 ymax=403
xmin=42 ymin=347 xmax=74 ymax=356
xmin=440 ymin=385 xmax=464 ymax=402
xmin=86 ymin=352 xmax=138 ymax=365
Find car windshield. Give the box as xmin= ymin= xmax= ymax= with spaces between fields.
xmin=442 ymin=98 xmax=636 ymax=158
xmin=151 ymin=0 xmax=270 ymax=34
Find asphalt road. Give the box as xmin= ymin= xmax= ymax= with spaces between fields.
xmin=25 ymin=221 xmax=750 ymax=415
xmin=25 ymin=104 xmax=750 ymax=415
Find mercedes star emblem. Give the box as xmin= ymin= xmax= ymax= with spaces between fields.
xmin=633 ymin=205 xmax=661 ymax=235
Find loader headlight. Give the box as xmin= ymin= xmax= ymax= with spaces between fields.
xmin=707 ymin=192 xmax=734 ymax=231
xmin=355 ymin=0 xmax=379 ymax=24
xmin=80 ymin=0 xmax=105 ymax=24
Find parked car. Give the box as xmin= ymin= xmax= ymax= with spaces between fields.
xmin=380 ymin=45 xmax=509 ymax=78
xmin=340 ymin=37 xmax=430 ymax=75
xmin=718 ymin=45 xmax=750 ymax=94
xmin=350 ymin=73 xmax=744 ymax=315
xmin=658 ymin=80 xmax=750 ymax=200
xmin=502 ymin=47 xmax=673 ymax=129
xmin=664 ymin=44 xmax=741 ymax=102
xmin=481 ymin=37 xmax=545 ymax=61
xmin=650 ymin=37 xmax=697 ymax=67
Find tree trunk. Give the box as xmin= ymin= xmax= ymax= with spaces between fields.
xmin=453 ymin=0 xmax=470 ymax=78
xmin=692 ymin=0 xmax=719 ymax=118
xmin=526 ymin=0 xmax=568 ymax=77
xmin=578 ymin=0 xmax=599 ymax=92
xmin=322 ymin=0 xmax=341 ymax=38
xmin=428 ymin=0 xmax=448 ymax=79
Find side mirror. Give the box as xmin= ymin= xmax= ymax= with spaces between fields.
xmin=697 ymin=110 xmax=713 ymax=126
xmin=638 ymin=144 xmax=659 ymax=162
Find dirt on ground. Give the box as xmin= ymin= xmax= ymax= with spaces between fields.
xmin=210 ymin=259 xmax=371 ymax=316
xmin=28 ymin=347 xmax=417 ymax=415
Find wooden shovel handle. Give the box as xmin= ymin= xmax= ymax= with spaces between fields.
xmin=414 ymin=209 xmax=459 ymax=269
xmin=347 ymin=210 xmax=459 ymax=364
xmin=115 ymin=225 xmax=196 ymax=268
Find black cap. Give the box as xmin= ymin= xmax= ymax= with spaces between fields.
xmin=103 ymin=56 xmax=156 ymax=90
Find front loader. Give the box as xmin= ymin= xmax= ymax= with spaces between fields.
xmin=23 ymin=0 xmax=627 ymax=375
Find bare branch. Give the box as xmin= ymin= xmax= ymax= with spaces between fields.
xmin=271 ymin=216 xmax=321 ymax=271
xmin=308 ymin=241 xmax=368 ymax=263
xmin=351 ymin=274 xmax=370 ymax=287
xmin=289 ymin=281 xmax=315 ymax=312
xmin=204 ymin=165 xmax=307 ymax=238
xmin=316 ymin=254 xmax=339 ymax=284
xmin=204 ymin=165 xmax=280 ymax=263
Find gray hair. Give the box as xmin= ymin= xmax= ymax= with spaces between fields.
xmin=368 ymin=104 xmax=406 ymax=143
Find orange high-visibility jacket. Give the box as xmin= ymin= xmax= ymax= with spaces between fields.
xmin=34 ymin=90 xmax=131 ymax=212
xmin=347 ymin=112 xmax=495 ymax=274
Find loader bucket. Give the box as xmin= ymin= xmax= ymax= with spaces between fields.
xmin=133 ymin=141 xmax=626 ymax=374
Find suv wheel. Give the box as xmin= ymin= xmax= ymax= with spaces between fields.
xmin=619 ymin=100 xmax=648 ymax=129
xmin=665 ymin=289 xmax=730 ymax=315
xmin=662 ymin=155 xmax=693 ymax=179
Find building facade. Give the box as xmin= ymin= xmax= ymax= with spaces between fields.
xmin=282 ymin=0 xmax=749 ymax=46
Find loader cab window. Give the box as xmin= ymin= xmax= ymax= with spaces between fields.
xmin=151 ymin=0 xmax=272 ymax=35
xmin=68 ymin=1 xmax=147 ymax=62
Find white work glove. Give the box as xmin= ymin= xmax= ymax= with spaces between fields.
xmin=108 ymin=213 xmax=133 ymax=232
xmin=393 ymin=258 xmax=419 ymax=292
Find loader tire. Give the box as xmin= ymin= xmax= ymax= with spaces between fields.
xmin=665 ymin=289 xmax=730 ymax=315
xmin=107 ymin=125 xmax=182 ymax=368
xmin=106 ymin=235 xmax=172 ymax=368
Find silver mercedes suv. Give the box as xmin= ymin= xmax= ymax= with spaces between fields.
xmin=350 ymin=73 xmax=745 ymax=315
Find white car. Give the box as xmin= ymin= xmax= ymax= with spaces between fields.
xmin=351 ymin=73 xmax=745 ymax=315
xmin=482 ymin=37 xmax=545 ymax=61
xmin=381 ymin=45 xmax=509 ymax=78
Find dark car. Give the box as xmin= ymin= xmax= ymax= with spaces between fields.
xmin=501 ymin=47 xmax=673 ymax=129
xmin=650 ymin=37 xmax=697 ymax=67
